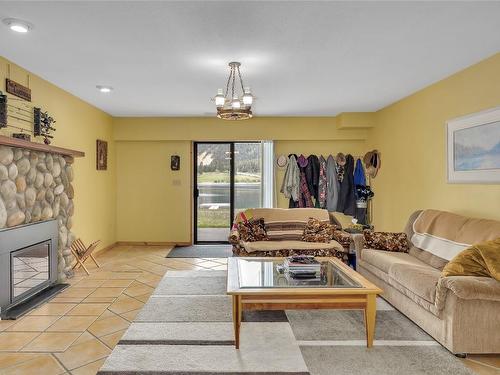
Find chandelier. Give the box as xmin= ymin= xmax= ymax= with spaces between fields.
xmin=213 ymin=62 xmax=254 ymax=121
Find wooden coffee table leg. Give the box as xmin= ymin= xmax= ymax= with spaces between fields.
xmin=232 ymin=295 xmax=241 ymax=349
xmin=365 ymin=294 xmax=376 ymax=348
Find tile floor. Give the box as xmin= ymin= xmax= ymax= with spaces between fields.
xmin=0 ymin=245 xmax=497 ymax=375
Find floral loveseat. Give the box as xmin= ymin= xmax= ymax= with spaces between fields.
xmin=228 ymin=208 xmax=351 ymax=262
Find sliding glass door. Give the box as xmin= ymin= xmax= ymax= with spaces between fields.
xmin=194 ymin=142 xmax=263 ymax=243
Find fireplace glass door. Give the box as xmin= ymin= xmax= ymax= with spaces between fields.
xmin=11 ymin=241 xmax=50 ymax=303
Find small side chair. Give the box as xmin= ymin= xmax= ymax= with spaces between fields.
xmin=71 ymin=238 xmax=101 ymax=275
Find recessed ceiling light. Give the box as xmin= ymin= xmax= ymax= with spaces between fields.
xmin=2 ymin=18 xmax=33 ymax=33
xmin=96 ymin=85 xmax=113 ymax=93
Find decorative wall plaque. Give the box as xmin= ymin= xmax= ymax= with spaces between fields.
xmin=171 ymin=155 xmax=180 ymax=171
xmin=6 ymin=79 xmax=31 ymax=101
xmin=96 ymin=139 xmax=108 ymax=170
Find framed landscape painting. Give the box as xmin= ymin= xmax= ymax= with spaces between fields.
xmin=447 ymin=106 xmax=500 ymax=183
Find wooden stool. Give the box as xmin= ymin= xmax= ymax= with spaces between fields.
xmin=71 ymin=239 xmax=101 ymax=275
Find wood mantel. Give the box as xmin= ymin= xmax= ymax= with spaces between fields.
xmin=0 ymin=135 xmax=85 ymax=157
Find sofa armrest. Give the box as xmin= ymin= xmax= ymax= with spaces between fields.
xmin=351 ymin=233 xmax=365 ymax=260
xmin=435 ymin=276 xmax=500 ymax=311
xmin=228 ymin=229 xmax=240 ymax=245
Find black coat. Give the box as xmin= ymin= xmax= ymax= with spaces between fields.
xmin=337 ymin=154 xmax=356 ymax=216
xmin=305 ymin=155 xmax=320 ymax=201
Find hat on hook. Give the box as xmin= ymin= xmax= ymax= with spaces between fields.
xmin=276 ymin=154 xmax=288 ymax=168
xmin=363 ymin=150 xmax=381 ymax=178
xmin=336 ymin=153 xmax=346 ymax=166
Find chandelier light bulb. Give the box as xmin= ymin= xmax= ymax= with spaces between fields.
xmin=215 ymin=89 xmax=225 ymax=107
xmin=242 ymin=87 xmax=253 ymax=106
xmin=231 ymin=97 xmax=241 ymax=109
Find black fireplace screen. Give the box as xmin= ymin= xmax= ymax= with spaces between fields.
xmin=11 ymin=241 xmax=50 ymax=302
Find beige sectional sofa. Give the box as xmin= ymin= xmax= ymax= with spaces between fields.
xmin=354 ymin=209 xmax=500 ymax=354
xmin=229 ymin=208 xmax=349 ymax=261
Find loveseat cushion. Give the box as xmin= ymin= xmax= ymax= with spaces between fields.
xmin=361 ymin=249 xmax=429 ymax=274
xmin=389 ymin=263 xmax=441 ymax=303
xmin=241 ymin=240 xmax=343 ymax=253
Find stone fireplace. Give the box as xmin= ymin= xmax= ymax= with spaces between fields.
xmin=0 ymin=141 xmax=81 ymax=315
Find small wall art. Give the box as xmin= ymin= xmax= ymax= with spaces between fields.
xmin=96 ymin=139 xmax=107 ymax=170
xmin=171 ymin=155 xmax=180 ymax=171
xmin=447 ymin=106 xmax=500 ymax=183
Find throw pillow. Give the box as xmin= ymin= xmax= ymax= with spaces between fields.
xmin=302 ymin=217 xmax=332 ymax=243
xmin=237 ymin=218 xmax=269 ymax=242
xmin=363 ymin=230 xmax=409 ymax=252
xmin=441 ymin=238 xmax=500 ymax=281
xmin=332 ymin=230 xmax=352 ymax=248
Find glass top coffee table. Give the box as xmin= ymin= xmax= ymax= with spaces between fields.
xmin=227 ymin=257 xmax=382 ymax=349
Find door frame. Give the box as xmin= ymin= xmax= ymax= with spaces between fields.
xmin=193 ymin=141 xmax=235 ymax=244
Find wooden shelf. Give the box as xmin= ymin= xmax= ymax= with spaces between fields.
xmin=0 ymin=135 xmax=85 ymax=157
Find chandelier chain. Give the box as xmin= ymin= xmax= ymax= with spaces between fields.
xmin=236 ymin=66 xmax=245 ymax=93
xmin=224 ymin=68 xmax=232 ymax=100
xmin=231 ymin=66 xmax=236 ymax=99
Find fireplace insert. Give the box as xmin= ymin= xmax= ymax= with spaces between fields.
xmin=0 ymin=220 xmax=59 ymax=318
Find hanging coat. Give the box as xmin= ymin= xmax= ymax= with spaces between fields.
xmin=305 ymin=155 xmax=320 ymax=202
xmin=337 ymin=154 xmax=356 ymax=216
xmin=280 ymin=155 xmax=300 ymax=203
xmin=354 ymin=158 xmax=366 ymax=187
xmin=326 ymin=155 xmax=340 ymax=212
xmin=318 ymin=156 xmax=327 ymax=209
xmin=298 ymin=169 xmax=314 ymax=208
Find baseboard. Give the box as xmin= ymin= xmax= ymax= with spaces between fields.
xmin=115 ymin=241 xmax=191 ymax=247
xmin=94 ymin=242 xmax=118 ymax=256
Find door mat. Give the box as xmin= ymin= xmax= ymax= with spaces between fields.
xmin=166 ymin=245 xmax=233 ymax=258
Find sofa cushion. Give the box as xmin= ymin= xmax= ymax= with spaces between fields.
xmin=361 ymin=249 xmax=429 ymax=274
xmin=242 ymin=240 xmax=343 ymax=253
xmin=302 ymin=217 xmax=333 ymax=243
xmin=388 ymin=263 xmax=441 ymax=303
xmin=363 ymin=230 xmax=409 ymax=252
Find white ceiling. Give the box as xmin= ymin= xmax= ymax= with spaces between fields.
xmin=1 ymin=1 xmax=500 ymax=117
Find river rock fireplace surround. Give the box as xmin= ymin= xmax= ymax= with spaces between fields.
xmin=0 ymin=136 xmax=84 ymax=318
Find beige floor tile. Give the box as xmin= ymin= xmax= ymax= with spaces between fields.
xmin=96 ymin=310 xmax=115 ymax=321
xmin=0 ymin=353 xmax=40 ymax=369
xmin=0 ymin=320 xmax=16 ymax=332
xmin=108 ymin=295 xmax=143 ymax=315
xmin=70 ymin=358 xmax=106 ymax=375
xmin=87 ymin=314 xmax=130 ymax=337
xmin=29 ymin=303 xmax=77 ymax=316
xmin=81 ymin=296 xmax=117 ymax=304
xmin=2 ymin=354 xmax=65 ymax=375
xmin=88 ymin=288 xmax=125 ymax=298
xmin=0 ymin=332 xmax=39 ymax=351
xmin=197 ymin=260 xmax=223 ymax=268
xmin=99 ymin=329 xmax=126 ymax=349
xmin=462 ymin=359 xmax=499 ymax=375
xmin=467 ymin=355 xmax=500 ymax=369
xmin=72 ymin=279 xmax=106 ymax=288
xmin=21 ymin=332 xmax=80 ymax=352
xmin=54 ymin=337 xmax=111 ymax=370
xmin=134 ymin=293 xmax=152 ymax=303
xmin=108 ymin=272 xmax=142 ymax=280
xmin=101 ymin=279 xmax=134 ymax=288
xmin=135 ymin=272 xmax=161 ymax=287
xmin=211 ymin=264 xmax=228 ymax=270
xmin=58 ymin=288 xmax=96 ymax=299
xmin=46 ymin=316 xmax=97 ymax=332
xmin=7 ymin=316 xmax=60 ymax=332
xmin=120 ymin=309 xmax=140 ymax=322
xmin=49 ymin=296 xmax=85 ymax=304
xmin=66 ymin=303 xmax=109 ymax=316
xmin=70 ymin=332 xmax=95 ymax=347
xmin=123 ymin=281 xmax=154 ymax=297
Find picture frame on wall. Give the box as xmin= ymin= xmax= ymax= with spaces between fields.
xmin=447 ymin=106 xmax=500 ymax=184
xmin=96 ymin=139 xmax=108 ymax=170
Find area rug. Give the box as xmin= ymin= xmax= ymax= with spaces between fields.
xmin=166 ymin=244 xmax=233 ymax=258
xmin=99 ymin=270 xmax=474 ymax=375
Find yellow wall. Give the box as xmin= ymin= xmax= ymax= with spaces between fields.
xmin=0 ymin=57 xmax=116 ymax=249
xmin=113 ymin=118 xmax=369 ymax=242
xmin=370 ymin=52 xmax=500 ymax=231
